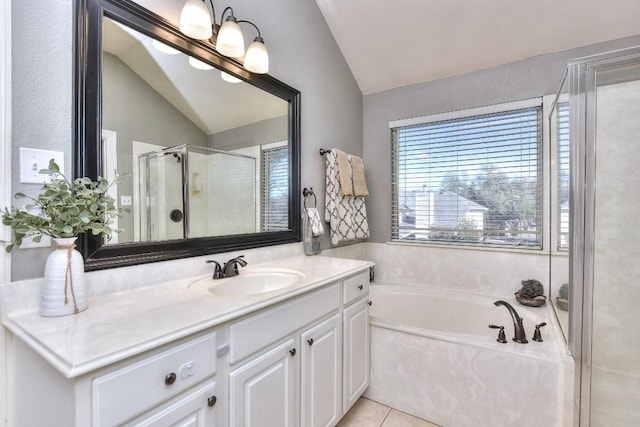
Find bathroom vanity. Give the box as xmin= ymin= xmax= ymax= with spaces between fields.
xmin=2 ymin=256 xmax=373 ymax=426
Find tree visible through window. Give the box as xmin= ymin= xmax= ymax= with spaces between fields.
xmin=391 ymin=103 xmax=543 ymax=248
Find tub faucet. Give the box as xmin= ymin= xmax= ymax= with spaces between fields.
xmin=222 ymin=255 xmax=247 ymax=278
xmin=493 ymin=300 xmax=528 ymax=344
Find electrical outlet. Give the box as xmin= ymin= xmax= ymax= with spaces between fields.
xmin=19 ymin=148 xmax=64 ymax=184
xmin=120 ymin=195 xmax=132 ymax=206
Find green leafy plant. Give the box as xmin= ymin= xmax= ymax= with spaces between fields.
xmin=2 ymin=160 xmax=127 ymax=252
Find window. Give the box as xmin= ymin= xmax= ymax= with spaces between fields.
xmin=391 ymin=101 xmax=543 ymax=248
xmin=556 ymin=102 xmax=570 ymax=251
xmin=261 ymin=143 xmax=289 ymax=231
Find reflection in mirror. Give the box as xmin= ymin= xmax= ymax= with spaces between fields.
xmin=549 ymin=74 xmax=569 ymax=341
xmin=101 ymin=17 xmax=289 ymax=244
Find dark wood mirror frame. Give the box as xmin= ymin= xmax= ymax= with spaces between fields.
xmin=74 ymin=0 xmax=301 ymax=271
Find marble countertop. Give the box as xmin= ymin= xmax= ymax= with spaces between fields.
xmin=3 ymin=255 xmax=373 ymax=378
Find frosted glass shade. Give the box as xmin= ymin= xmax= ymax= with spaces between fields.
xmin=189 ymin=56 xmax=214 ymax=70
xmin=221 ymin=71 xmax=242 ymax=83
xmin=216 ymin=18 xmax=245 ymax=57
xmin=244 ymin=38 xmax=269 ymax=74
xmin=179 ymin=0 xmax=213 ymax=40
xmin=152 ymin=39 xmax=180 ymax=55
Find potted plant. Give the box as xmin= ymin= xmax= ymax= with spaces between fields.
xmin=2 ymin=160 xmax=125 ymax=316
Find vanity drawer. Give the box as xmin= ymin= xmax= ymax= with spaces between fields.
xmin=343 ymin=270 xmax=370 ymax=305
xmin=229 ymin=283 xmax=340 ymax=364
xmin=92 ymin=332 xmax=217 ymax=426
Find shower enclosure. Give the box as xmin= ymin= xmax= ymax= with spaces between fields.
xmin=138 ymin=144 xmax=257 ymax=241
xmin=552 ymin=46 xmax=640 ymax=427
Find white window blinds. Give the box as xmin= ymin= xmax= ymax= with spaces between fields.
xmin=557 ymin=102 xmax=570 ymax=251
xmin=261 ymin=144 xmax=289 ymax=231
xmin=391 ymin=104 xmax=543 ymax=248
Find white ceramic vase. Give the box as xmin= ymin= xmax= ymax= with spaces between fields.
xmin=40 ymin=237 xmax=88 ymax=317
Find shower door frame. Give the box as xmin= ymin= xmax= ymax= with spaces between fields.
xmin=568 ymin=45 xmax=640 ymax=427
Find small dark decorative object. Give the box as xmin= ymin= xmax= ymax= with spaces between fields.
xmin=515 ymin=279 xmax=546 ymax=307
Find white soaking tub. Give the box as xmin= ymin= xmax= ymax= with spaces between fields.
xmin=365 ymin=283 xmax=573 ymax=427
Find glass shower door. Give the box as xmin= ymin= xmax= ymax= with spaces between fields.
xmin=589 ymin=62 xmax=640 ymax=426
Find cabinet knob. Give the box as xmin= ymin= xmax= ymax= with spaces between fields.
xmin=358 ymin=284 xmax=364 ymax=290
xmin=164 ymin=372 xmax=177 ymax=385
xmin=290 ymin=348 xmax=297 ymax=357
xmin=307 ymin=338 xmax=314 ymax=346
xmin=207 ymin=395 xmax=217 ymax=407
xmin=368 ymin=300 xmax=372 ymax=306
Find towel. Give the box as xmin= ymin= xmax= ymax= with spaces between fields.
xmin=336 ymin=149 xmax=353 ymax=196
xmin=324 ymin=149 xmax=369 ymax=244
xmin=325 ymin=149 xmax=356 ymax=244
xmin=350 ymin=155 xmax=369 ymax=197
xmin=305 ymin=208 xmax=324 ymax=236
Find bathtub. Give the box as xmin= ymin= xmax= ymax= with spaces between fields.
xmin=365 ymin=283 xmax=573 ymax=427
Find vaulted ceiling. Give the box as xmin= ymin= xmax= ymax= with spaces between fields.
xmin=315 ymin=0 xmax=640 ymax=94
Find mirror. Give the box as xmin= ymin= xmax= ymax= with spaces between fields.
xmin=75 ymin=0 xmax=301 ymax=270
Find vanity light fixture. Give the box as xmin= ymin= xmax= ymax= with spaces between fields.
xmin=179 ymin=0 xmax=269 ymax=74
xmin=188 ymin=56 xmax=215 ymax=70
xmin=220 ymin=71 xmax=242 ymax=83
xmin=151 ymin=39 xmax=181 ymax=55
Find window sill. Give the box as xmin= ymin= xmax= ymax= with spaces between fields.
xmin=385 ymin=240 xmax=550 ymax=256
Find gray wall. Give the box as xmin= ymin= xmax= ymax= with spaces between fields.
xmin=10 ymin=0 xmax=363 ymax=280
xmin=103 ymin=52 xmax=208 ymax=242
xmin=364 ymin=34 xmax=640 ymax=243
xmin=209 ymin=116 xmax=288 ymax=150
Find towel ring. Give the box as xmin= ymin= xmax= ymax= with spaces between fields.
xmin=303 ymin=187 xmax=317 ymax=208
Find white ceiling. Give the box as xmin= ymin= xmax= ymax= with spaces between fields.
xmin=315 ymin=0 xmax=640 ymax=95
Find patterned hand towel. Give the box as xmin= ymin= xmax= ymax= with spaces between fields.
xmin=305 ymin=208 xmax=324 ymax=236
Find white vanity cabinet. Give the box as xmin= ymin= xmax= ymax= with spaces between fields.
xmin=341 ymin=270 xmax=371 ymax=413
xmin=4 ymin=258 xmax=373 ymax=427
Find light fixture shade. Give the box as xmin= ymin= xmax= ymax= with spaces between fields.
xmin=216 ymin=18 xmax=245 ymax=58
xmin=221 ymin=71 xmax=242 ymax=83
xmin=152 ymin=39 xmax=180 ymax=55
xmin=179 ymin=0 xmax=213 ymax=40
xmin=188 ymin=56 xmax=214 ymax=70
xmin=244 ymin=37 xmax=269 ymax=74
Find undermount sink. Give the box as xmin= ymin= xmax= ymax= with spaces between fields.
xmin=188 ymin=268 xmax=305 ymax=296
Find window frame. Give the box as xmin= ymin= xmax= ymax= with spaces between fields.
xmin=389 ymin=98 xmax=548 ymax=251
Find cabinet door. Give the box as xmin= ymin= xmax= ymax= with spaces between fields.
xmin=301 ymin=313 xmax=342 ymax=427
xmin=343 ymin=297 xmax=370 ymax=413
xmin=123 ymin=380 xmax=217 ymax=427
xmin=229 ymin=338 xmax=298 ymax=427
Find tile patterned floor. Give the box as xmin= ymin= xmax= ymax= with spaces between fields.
xmin=338 ymin=397 xmax=440 ymax=427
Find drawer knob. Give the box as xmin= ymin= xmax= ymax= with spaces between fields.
xmin=307 ymin=338 xmax=314 ymax=346
xmin=290 ymin=348 xmax=296 ymax=357
xmin=368 ymin=300 xmax=372 ymax=306
xmin=208 ymin=396 xmax=217 ymax=407
xmin=358 ymin=284 xmax=364 ymax=290
xmin=164 ymin=372 xmax=177 ymax=385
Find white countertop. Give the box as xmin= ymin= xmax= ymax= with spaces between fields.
xmin=3 ymin=255 xmax=373 ymax=378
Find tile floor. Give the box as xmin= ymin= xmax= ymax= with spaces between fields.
xmin=338 ymin=397 xmax=440 ymax=427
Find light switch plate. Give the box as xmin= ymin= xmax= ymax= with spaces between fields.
xmin=19 ymin=148 xmax=64 ymax=184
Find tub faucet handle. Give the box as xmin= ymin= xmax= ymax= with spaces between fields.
xmin=532 ymin=322 xmax=547 ymax=342
xmin=489 ymin=324 xmax=507 ymax=343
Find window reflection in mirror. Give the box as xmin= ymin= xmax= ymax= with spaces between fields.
xmin=101 ymin=17 xmax=289 ymax=245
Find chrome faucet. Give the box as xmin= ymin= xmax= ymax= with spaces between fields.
xmin=493 ymin=300 xmax=528 ymax=344
xmin=222 ymin=255 xmax=247 ymax=278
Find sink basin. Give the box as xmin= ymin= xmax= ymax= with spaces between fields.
xmin=188 ymin=268 xmax=305 ymax=296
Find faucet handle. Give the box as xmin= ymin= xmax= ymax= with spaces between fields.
xmin=532 ymin=322 xmax=547 ymax=342
xmin=489 ymin=324 xmax=507 ymax=343
xmin=205 ymin=260 xmax=223 ymax=279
